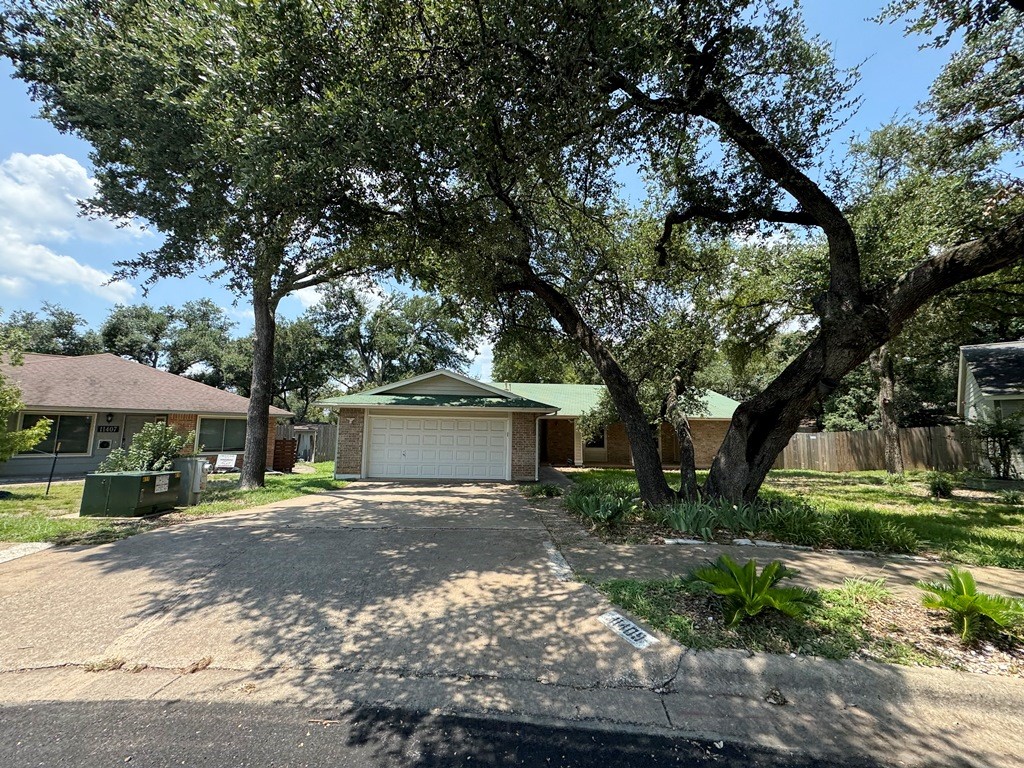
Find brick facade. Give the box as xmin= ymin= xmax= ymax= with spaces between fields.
xmin=166 ymin=413 xmax=199 ymax=434
xmin=543 ymin=418 xmax=730 ymax=469
xmin=542 ymin=419 xmax=575 ymax=466
xmin=334 ymin=408 xmax=365 ymax=476
xmin=658 ymin=420 xmax=730 ymax=468
xmin=171 ymin=412 xmax=277 ymax=470
xmin=511 ymin=413 xmax=538 ymax=481
xmin=605 ymin=422 xmax=631 ymax=465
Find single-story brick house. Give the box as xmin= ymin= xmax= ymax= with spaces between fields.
xmin=318 ymin=370 xmax=739 ymax=482
xmin=1 ymin=353 xmax=291 ymax=479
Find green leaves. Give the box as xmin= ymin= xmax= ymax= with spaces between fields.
xmin=98 ymin=422 xmax=195 ymax=473
xmin=917 ymin=566 xmax=1024 ymax=643
xmin=686 ymin=555 xmax=815 ymax=627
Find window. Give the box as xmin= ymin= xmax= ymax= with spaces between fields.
xmin=586 ymin=427 xmax=606 ymax=449
xmin=19 ymin=413 xmax=93 ymax=455
xmin=198 ymin=418 xmax=247 ymax=452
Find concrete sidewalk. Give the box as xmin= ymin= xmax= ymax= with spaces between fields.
xmin=1 ymin=481 xmax=1022 ymax=767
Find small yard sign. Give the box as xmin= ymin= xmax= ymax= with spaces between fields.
xmin=215 ymin=454 xmax=236 ymax=470
xmin=598 ymin=611 xmax=659 ymax=649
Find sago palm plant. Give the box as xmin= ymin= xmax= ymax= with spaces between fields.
xmin=686 ymin=555 xmax=816 ymax=627
xmin=917 ymin=567 xmax=1024 ymax=643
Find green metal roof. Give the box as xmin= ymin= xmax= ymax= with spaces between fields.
xmin=316 ymin=393 xmax=557 ymax=410
xmin=496 ymin=383 xmax=740 ymax=419
xmin=318 ymin=381 xmax=740 ymax=419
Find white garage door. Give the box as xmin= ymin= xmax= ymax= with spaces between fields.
xmin=367 ymin=416 xmax=509 ymax=480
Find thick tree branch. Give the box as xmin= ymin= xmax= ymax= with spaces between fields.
xmin=655 ymin=204 xmax=818 ymax=266
xmin=884 ymin=213 xmax=1024 ymax=326
xmin=694 ymin=90 xmax=862 ymax=301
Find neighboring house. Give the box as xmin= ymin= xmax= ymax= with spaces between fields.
xmin=0 ymin=353 xmax=292 ymax=479
xmin=318 ymin=369 xmax=739 ymax=482
xmin=957 ymin=340 xmax=1024 ymax=420
xmin=958 ymin=340 xmax=1024 ymax=477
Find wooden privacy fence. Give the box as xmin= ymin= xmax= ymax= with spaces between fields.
xmin=275 ymin=422 xmax=337 ymax=463
xmin=773 ymin=425 xmax=980 ymax=472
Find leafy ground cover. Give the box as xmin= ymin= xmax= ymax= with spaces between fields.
xmin=0 ymin=462 xmax=344 ymax=546
xmin=596 ymin=576 xmax=1024 ymax=677
xmin=564 ymin=468 xmax=1024 ymax=569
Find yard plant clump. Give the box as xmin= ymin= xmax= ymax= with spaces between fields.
xmin=685 ymin=556 xmax=815 ymax=627
xmin=567 ymin=468 xmax=1024 ymax=568
xmin=917 ymin=567 xmax=1024 ymax=643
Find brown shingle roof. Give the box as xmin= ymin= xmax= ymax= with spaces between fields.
xmin=1 ymin=353 xmax=291 ymax=416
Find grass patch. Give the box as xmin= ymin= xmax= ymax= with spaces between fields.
xmin=0 ymin=462 xmax=344 ymax=546
xmin=568 ymin=468 xmax=1024 ymax=569
xmin=596 ymin=576 xmax=935 ymax=664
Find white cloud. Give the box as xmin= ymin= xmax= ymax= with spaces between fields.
xmin=468 ymin=340 xmax=495 ymax=382
xmin=293 ymin=285 xmax=322 ymax=309
xmin=0 ymin=227 xmax=135 ymax=302
xmin=0 ymin=153 xmax=139 ymax=302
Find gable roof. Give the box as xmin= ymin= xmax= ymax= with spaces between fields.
xmin=316 ymin=392 xmax=558 ymax=411
xmin=496 ymin=382 xmax=740 ymax=419
xmin=360 ymin=369 xmax=518 ymax=399
xmin=1 ymin=353 xmax=292 ymax=416
xmin=961 ymin=341 xmax=1024 ymax=396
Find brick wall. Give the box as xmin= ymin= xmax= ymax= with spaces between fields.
xmin=690 ymin=420 xmax=730 ymax=469
xmin=167 ymin=413 xmax=198 ymax=435
xmin=334 ymin=408 xmax=365 ymax=476
xmin=605 ymin=422 xmax=631 ymax=465
xmin=659 ymin=422 xmax=679 ymax=464
xmin=543 ymin=419 xmax=575 ymax=466
xmin=511 ymin=413 xmax=537 ymax=481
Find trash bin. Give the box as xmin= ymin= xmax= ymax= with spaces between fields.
xmin=173 ymin=456 xmax=209 ymax=506
xmin=80 ymin=471 xmax=181 ymax=517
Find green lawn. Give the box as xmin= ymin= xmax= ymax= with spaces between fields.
xmin=568 ymin=468 xmax=1024 ymax=569
xmin=0 ymin=462 xmax=345 ymax=546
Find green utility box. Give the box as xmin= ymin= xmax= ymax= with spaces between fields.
xmin=80 ymin=471 xmax=181 ymax=517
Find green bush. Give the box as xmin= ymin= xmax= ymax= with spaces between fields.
xmin=664 ymin=499 xmax=718 ymax=540
xmin=523 ymin=483 xmax=563 ymax=498
xmin=998 ymin=489 xmax=1023 ymax=506
xmin=884 ymin=472 xmax=907 ymax=487
xmin=925 ymin=471 xmax=955 ymax=499
xmin=566 ymin=489 xmax=633 ymax=528
xmin=98 ymin=423 xmax=195 ymax=472
xmin=686 ymin=555 xmax=816 ymax=627
xmin=917 ymin=567 xmax=1024 ymax=643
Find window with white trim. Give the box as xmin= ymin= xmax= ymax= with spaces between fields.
xmin=586 ymin=427 xmax=607 ymax=449
xmin=198 ymin=417 xmax=247 ymax=452
xmin=18 ymin=413 xmax=94 ymax=455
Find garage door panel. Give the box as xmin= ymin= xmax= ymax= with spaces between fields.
xmin=368 ymin=416 xmax=509 ymax=480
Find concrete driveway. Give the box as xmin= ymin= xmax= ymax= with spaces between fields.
xmin=0 ymin=482 xmax=677 ymax=692
xmin=2 ymin=482 xmax=1022 ymax=768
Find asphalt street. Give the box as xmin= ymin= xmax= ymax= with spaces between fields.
xmin=0 ymin=700 xmax=883 ymax=768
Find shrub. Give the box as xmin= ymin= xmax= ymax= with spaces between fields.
xmin=566 ymin=490 xmax=633 ymax=528
xmin=664 ymin=500 xmax=717 ymax=540
xmin=917 ymin=567 xmax=1024 ymax=643
xmin=925 ymin=471 xmax=955 ymax=499
xmin=523 ymin=483 xmax=563 ymax=498
xmin=997 ymin=489 xmax=1023 ymax=506
xmin=98 ymin=423 xmax=195 ymax=472
xmin=686 ymin=555 xmax=815 ymax=627
xmin=884 ymin=473 xmax=907 ymax=487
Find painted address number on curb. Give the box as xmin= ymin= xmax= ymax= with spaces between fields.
xmin=598 ymin=611 xmax=659 ymax=649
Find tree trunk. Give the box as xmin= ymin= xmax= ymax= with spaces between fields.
xmin=240 ymin=281 xmax=278 ymax=490
xmin=665 ymin=375 xmax=698 ymax=500
xmin=517 ymin=265 xmax=675 ymax=507
xmin=706 ymin=215 xmax=1024 ymax=504
xmin=870 ymin=344 xmax=904 ymax=475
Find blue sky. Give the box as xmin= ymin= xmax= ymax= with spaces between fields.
xmin=0 ymin=2 xmax=950 ymax=379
